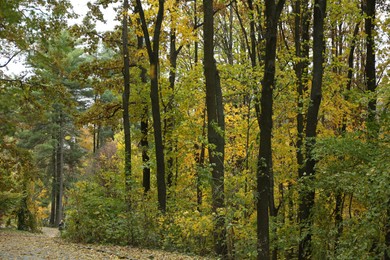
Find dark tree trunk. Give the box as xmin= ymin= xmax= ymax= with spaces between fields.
xmin=49 ymin=146 xmax=57 ymax=226
xmin=256 ymin=1 xmax=285 ymax=259
xmin=134 ymin=3 xmax=151 ymax=195
xmin=334 ymin=192 xmax=343 ymax=250
xmin=196 ymin=109 xmax=206 ymax=209
xmin=363 ymin=0 xmax=377 ymax=133
xmin=298 ymin=0 xmax=326 ymax=259
xmin=17 ymin=196 xmax=28 ymax=231
xmin=293 ymin=0 xmax=310 ymax=255
xmin=150 ymin=56 xmax=167 ymax=212
xmin=93 ymin=123 xmax=97 ymax=153
xmin=122 ymin=0 xmax=132 ymax=205
xmin=136 ymin=0 xmax=167 ymax=211
xmin=293 ymin=0 xmax=310 ymax=180
xmin=55 ymin=109 xmax=64 ymax=226
xmin=194 ymin=1 xmax=202 ymax=208
xmin=386 ymin=200 xmax=390 ymax=260
xmin=341 ymin=22 xmax=360 ymax=133
xmin=141 ymin=105 xmax=150 ymax=193
xmin=247 ymin=0 xmax=256 ymax=67
xmin=203 ymin=0 xmax=226 ymax=255
xmin=166 ymin=18 xmax=179 ymax=187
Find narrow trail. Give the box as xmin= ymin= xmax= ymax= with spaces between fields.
xmin=0 ymin=228 xmax=205 ymax=259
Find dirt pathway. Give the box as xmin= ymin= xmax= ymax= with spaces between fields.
xmin=0 ymin=228 xmax=206 ymax=259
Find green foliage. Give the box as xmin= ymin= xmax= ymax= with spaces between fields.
xmin=0 ymin=140 xmax=41 ymax=231
xmin=65 ymin=181 xmax=128 ymax=244
xmin=310 ymin=127 xmax=390 ymax=259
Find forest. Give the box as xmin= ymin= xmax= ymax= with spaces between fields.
xmin=0 ymin=0 xmax=389 ymax=259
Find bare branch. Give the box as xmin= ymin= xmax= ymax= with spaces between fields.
xmin=0 ymin=51 xmax=22 ymax=68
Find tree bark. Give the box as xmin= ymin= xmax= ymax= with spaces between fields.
xmin=55 ymin=109 xmax=64 ymax=226
xmin=166 ymin=14 xmax=179 ymax=187
xmin=122 ymin=0 xmax=132 ymax=206
xmin=141 ymin=105 xmax=150 ymax=193
xmin=298 ymin=0 xmax=326 ymax=259
xmin=334 ymin=192 xmax=343 ymax=251
xmin=134 ymin=2 xmax=151 ymax=195
xmin=363 ymin=0 xmax=377 ymax=133
xmin=203 ymin=0 xmax=226 ymax=255
xmin=385 ymin=200 xmax=390 ymax=260
xmin=49 ymin=146 xmax=57 ymax=226
xmin=196 ymin=109 xmax=206 ymax=209
xmin=294 ymin=0 xmax=310 ymax=180
xmin=136 ymin=0 xmax=167 ymax=211
xmin=256 ymin=1 xmax=285 ymax=259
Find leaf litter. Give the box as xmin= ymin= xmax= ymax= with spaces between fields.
xmin=0 ymin=228 xmax=210 ymax=259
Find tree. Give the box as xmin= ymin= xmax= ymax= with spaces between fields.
xmin=121 ymin=0 xmax=132 ymax=205
xmin=203 ymin=0 xmax=227 ymax=255
xmin=26 ymin=30 xmax=88 ymax=226
xmin=256 ymin=0 xmax=285 ymax=259
xmin=298 ymin=0 xmax=327 ymax=258
xmin=363 ymin=0 xmax=377 ymax=134
xmin=293 ymin=0 xmax=310 ymax=187
xmin=135 ymin=0 xmax=167 ymax=211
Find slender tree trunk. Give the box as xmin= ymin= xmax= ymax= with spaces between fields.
xmin=287 ymin=181 xmax=295 ymax=258
xmin=55 ymin=109 xmax=64 ymax=226
xmin=342 ymin=22 xmax=360 ymax=133
xmin=134 ymin=3 xmax=151 ymax=195
xmin=334 ymin=192 xmax=343 ymax=251
xmin=150 ymin=56 xmax=167 ymax=212
xmin=256 ymin=1 xmax=285 ymax=259
xmin=136 ymin=0 xmax=167 ymax=212
xmin=293 ymin=0 xmax=310 ymax=256
xmin=363 ymin=0 xmax=377 ymax=134
xmin=49 ymin=146 xmax=57 ymax=226
xmin=122 ymin=0 xmax=132 ymax=206
xmin=196 ymin=109 xmax=206 ymax=209
xmin=141 ymin=105 xmax=150 ymax=193
xmin=247 ymin=0 xmax=256 ymax=68
xmin=298 ymin=1 xmax=326 ymax=259
xmin=203 ymin=0 xmax=226 ymax=255
xmin=294 ymin=0 xmax=310 ymax=180
xmin=166 ymin=15 xmax=178 ymax=187
xmin=385 ymin=200 xmax=390 ymax=260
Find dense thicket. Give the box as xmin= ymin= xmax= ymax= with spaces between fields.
xmin=1 ymin=0 xmax=389 ymax=259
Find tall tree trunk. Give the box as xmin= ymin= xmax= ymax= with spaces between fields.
xmin=194 ymin=14 xmax=203 ymax=208
xmin=203 ymin=0 xmax=226 ymax=255
xmin=136 ymin=0 xmax=167 ymax=211
xmin=122 ymin=0 xmax=132 ymax=206
xmin=334 ymin=192 xmax=343 ymax=251
xmin=256 ymin=1 xmax=285 ymax=259
xmin=55 ymin=109 xmax=64 ymax=226
xmin=293 ymin=0 xmax=310 ymax=256
xmin=134 ymin=2 xmax=151 ymax=195
xmin=49 ymin=146 xmax=57 ymax=226
xmin=166 ymin=14 xmax=179 ymax=187
xmin=141 ymin=105 xmax=150 ymax=193
xmin=196 ymin=109 xmax=206 ymax=209
xmin=294 ymin=0 xmax=310 ymax=181
xmin=150 ymin=56 xmax=167 ymax=212
xmin=298 ymin=0 xmax=326 ymax=259
xmin=386 ymin=200 xmax=390 ymax=260
xmin=363 ymin=0 xmax=377 ymax=134
xmin=342 ymin=22 xmax=360 ymax=133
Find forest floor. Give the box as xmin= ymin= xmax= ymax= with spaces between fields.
xmin=0 ymin=227 xmax=209 ymax=259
